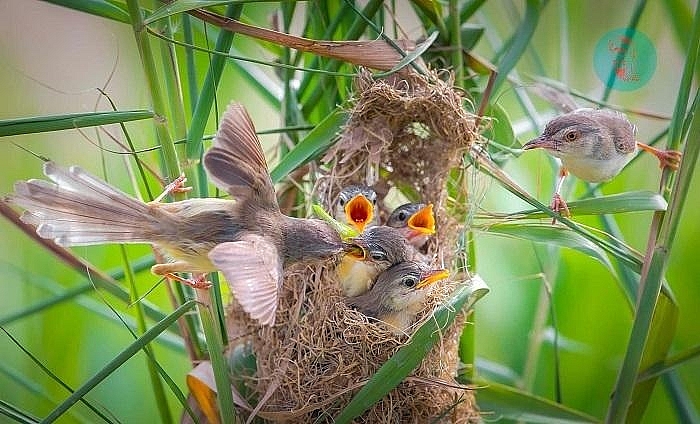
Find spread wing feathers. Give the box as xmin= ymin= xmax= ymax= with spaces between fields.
xmin=203 ymin=102 xmax=278 ymax=211
xmin=208 ymin=234 xmax=282 ymax=326
xmin=7 ymin=162 xmax=159 ymax=246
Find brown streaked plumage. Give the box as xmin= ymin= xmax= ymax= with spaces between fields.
xmin=347 ymin=261 xmax=449 ymax=332
xmin=6 ymin=103 xmax=347 ymax=326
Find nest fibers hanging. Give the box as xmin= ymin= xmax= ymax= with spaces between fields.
xmin=224 ymin=69 xmax=481 ymax=423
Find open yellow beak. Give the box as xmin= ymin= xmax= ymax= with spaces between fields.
xmin=345 ymin=244 xmax=367 ymax=260
xmin=407 ymin=203 xmax=436 ymax=235
xmin=416 ymin=268 xmax=449 ymax=289
xmin=344 ymin=194 xmax=375 ymax=233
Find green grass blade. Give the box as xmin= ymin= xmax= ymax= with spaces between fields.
xmin=492 ymin=0 xmax=548 ymax=94
xmin=373 ymin=31 xmax=438 ymax=77
xmin=185 ymin=4 xmax=242 ymax=164
xmin=605 ymin=5 xmax=700 ymax=421
xmin=0 ymin=399 xmax=40 ymax=424
xmin=334 ymin=275 xmax=489 ymax=423
xmin=1 ymin=327 xmax=117 ymax=423
xmin=474 ymin=379 xmax=598 ymax=423
xmin=199 ymin=290 xmax=238 ymax=424
xmin=121 ymin=247 xmax=173 ymax=424
xmin=269 ymin=108 xmax=347 ymax=183
xmin=510 ymin=191 xmax=668 ymax=218
xmin=41 ymin=300 xmax=198 ymax=423
xmin=145 ymin=0 xmax=244 ymax=24
xmin=43 ymin=0 xmax=130 ymax=24
xmin=640 ymin=344 xmax=700 ymax=382
xmin=0 ymin=110 xmax=154 ymax=137
xmin=482 ymin=223 xmax=614 ymax=274
xmin=626 ymin=292 xmax=678 ymax=423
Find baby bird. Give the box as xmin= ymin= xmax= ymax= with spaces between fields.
xmin=523 ymin=108 xmax=681 ymax=220
xmin=385 ymin=202 xmax=436 ymax=249
xmin=336 ymin=226 xmax=420 ymax=297
xmin=347 ymin=261 xmax=449 ymax=332
xmin=334 ymin=185 xmax=379 ymax=233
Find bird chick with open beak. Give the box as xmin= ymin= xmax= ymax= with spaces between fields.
xmin=336 ymin=226 xmax=420 ymax=297
xmin=522 ymin=108 xmax=681 ymax=222
xmin=385 ymin=202 xmax=436 ymax=249
xmin=334 ymin=185 xmax=379 ymax=234
xmin=347 ymin=261 xmax=449 ymax=333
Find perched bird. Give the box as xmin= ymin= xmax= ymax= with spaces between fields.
xmin=334 ymin=185 xmax=379 ymax=233
xmin=347 ymin=261 xmax=449 ymax=332
xmin=6 ymin=103 xmax=353 ymax=326
xmin=336 ymin=225 xmax=419 ymax=297
xmin=385 ymin=202 xmax=436 ymax=249
xmin=522 ymin=108 xmax=682 ymax=219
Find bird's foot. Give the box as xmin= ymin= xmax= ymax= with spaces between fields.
xmin=153 ymin=174 xmax=192 ymax=203
xmin=637 ymin=142 xmax=682 ymax=171
xmin=161 ymin=271 xmax=213 ymax=289
xmin=550 ymin=193 xmax=571 ymax=224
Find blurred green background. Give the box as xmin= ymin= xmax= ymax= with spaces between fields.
xmin=0 ymin=1 xmax=698 ymax=422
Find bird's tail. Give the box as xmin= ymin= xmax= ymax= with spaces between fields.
xmin=7 ymin=161 xmax=161 ymax=246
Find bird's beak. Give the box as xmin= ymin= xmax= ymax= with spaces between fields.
xmin=416 ymin=268 xmax=449 ymax=289
xmin=345 ymin=244 xmax=367 ymax=259
xmin=407 ymin=203 xmax=436 ymax=235
xmin=345 ymin=194 xmax=374 ymax=233
xmin=522 ymin=135 xmax=549 ymax=150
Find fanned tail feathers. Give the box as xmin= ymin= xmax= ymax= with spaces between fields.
xmin=8 ymin=162 xmax=159 ymax=246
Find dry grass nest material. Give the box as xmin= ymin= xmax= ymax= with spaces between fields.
xmin=226 ymin=69 xmax=481 ymax=423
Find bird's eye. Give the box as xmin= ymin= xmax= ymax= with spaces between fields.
xmin=339 ymin=198 xmax=346 ymax=207
xmin=370 ymin=251 xmax=387 ymax=261
xmin=402 ymin=276 xmax=418 ymax=288
xmin=398 ymin=211 xmax=408 ymax=221
xmin=564 ymin=130 xmax=579 ymax=141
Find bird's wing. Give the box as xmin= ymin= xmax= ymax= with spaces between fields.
xmin=203 ymin=102 xmax=278 ymax=210
xmin=595 ymin=109 xmax=637 ymax=154
xmin=208 ymin=234 xmax=282 ymax=326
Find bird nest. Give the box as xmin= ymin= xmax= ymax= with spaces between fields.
xmin=225 ymin=69 xmax=480 ymax=422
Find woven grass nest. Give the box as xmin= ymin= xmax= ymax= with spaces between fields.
xmin=225 ymin=69 xmax=480 ymax=423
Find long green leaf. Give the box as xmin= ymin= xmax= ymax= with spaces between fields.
xmin=605 ymin=3 xmax=700 ymax=422
xmin=492 ymin=0 xmax=549 ymax=94
xmin=475 ymin=379 xmax=598 ymax=423
xmin=373 ymin=31 xmax=438 ymax=77
xmin=43 ymin=0 xmax=130 ymax=23
xmin=269 ymin=108 xmax=347 ymax=183
xmin=41 ymin=300 xmax=198 ymax=423
xmin=0 ymin=110 xmax=154 ymax=137
xmin=145 ymin=0 xmax=241 ymax=24
xmin=482 ymin=223 xmax=614 ymax=274
xmin=510 ymin=191 xmax=668 ymax=218
xmin=627 ymin=291 xmax=678 ymax=423
xmin=334 ymin=275 xmax=489 ymax=423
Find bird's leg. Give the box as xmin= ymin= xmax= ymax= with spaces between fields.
xmin=637 ymin=142 xmax=683 ymax=171
xmin=152 ymin=174 xmax=192 ymax=203
xmin=151 ymin=262 xmax=212 ymax=289
xmin=550 ymin=167 xmax=571 ymax=224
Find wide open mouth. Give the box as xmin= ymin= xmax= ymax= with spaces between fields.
xmin=345 ymin=194 xmax=374 ymax=233
xmin=407 ymin=203 xmax=435 ymax=235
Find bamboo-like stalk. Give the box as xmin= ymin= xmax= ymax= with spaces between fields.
xmin=125 ymin=0 xmax=181 ymax=181
xmin=121 ymin=246 xmax=173 ymax=423
xmin=605 ymin=3 xmax=700 ymax=421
